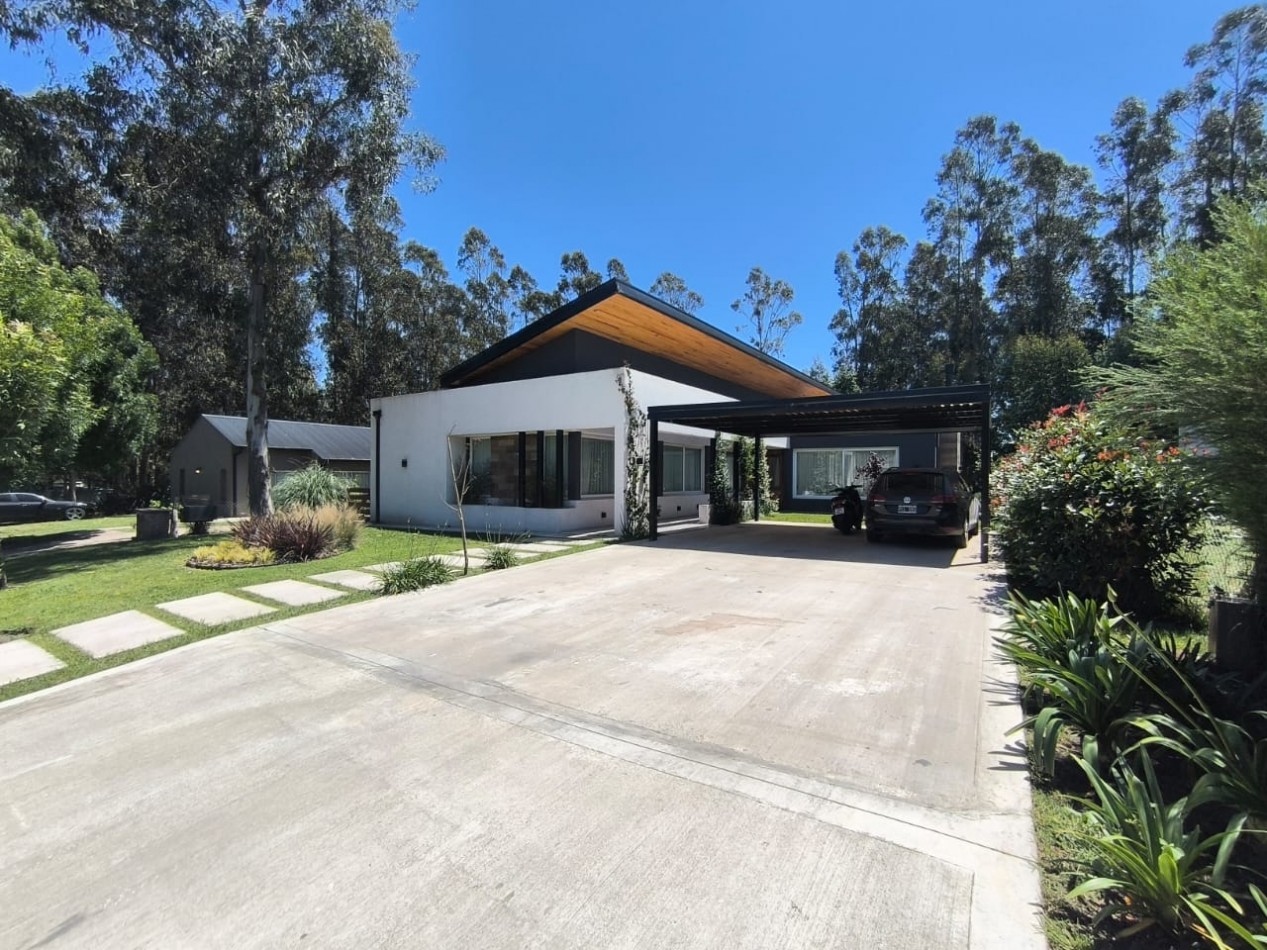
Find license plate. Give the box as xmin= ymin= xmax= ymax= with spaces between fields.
xmin=897 ymin=504 xmax=918 ymax=514
xmin=832 ymin=506 xmax=845 ymax=516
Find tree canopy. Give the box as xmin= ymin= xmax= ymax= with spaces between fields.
xmin=1091 ymin=197 xmax=1267 ymax=594
xmin=0 ymin=208 xmax=157 ymax=487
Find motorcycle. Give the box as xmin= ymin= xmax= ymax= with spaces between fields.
xmin=830 ymin=484 xmax=864 ymax=535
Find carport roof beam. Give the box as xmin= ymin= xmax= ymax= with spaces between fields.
xmin=647 ymin=385 xmax=990 ymax=438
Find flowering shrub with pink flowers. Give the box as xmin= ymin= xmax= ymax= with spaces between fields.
xmin=992 ymin=402 xmax=1208 ymax=619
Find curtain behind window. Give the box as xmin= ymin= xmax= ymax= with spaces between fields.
xmin=794 ymin=450 xmax=846 ymax=496
xmin=683 ymin=447 xmax=703 ymax=492
xmin=582 ymin=438 xmax=614 ymax=495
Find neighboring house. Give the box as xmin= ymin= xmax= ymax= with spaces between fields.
xmin=170 ymin=415 xmax=371 ymax=515
xmin=372 ymin=280 xmax=962 ymax=535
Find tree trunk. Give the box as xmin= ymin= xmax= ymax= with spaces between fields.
xmin=246 ymin=245 xmax=272 ymax=517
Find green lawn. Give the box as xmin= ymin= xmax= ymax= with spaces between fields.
xmin=0 ymin=526 xmax=469 ymax=702
xmin=760 ymin=511 xmax=832 ymax=524
xmin=0 ymin=514 xmax=135 ymax=545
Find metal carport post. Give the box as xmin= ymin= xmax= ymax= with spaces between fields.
xmin=649 ymin=415 xmax=658 ymax=541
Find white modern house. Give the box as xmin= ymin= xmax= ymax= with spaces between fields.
xmin=369 ymin=280 xmax=832 ymax=535
xmin=370 ymin=279 xmax=978 ymax=537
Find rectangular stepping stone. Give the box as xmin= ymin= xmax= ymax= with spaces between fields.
xmin=309 ymin=569 xmax=382 ymax=592
xmin=241 ymin=579 xmax=346 ymax=607
xmin=437 ymin=554 xmax=488 ymax=571
xmin=440 ymin=548 xmax=488 ymax=563
xmin=155 ymin=592 xmax=276 ymax=626
xmin=54 ymin=610 xmax=184 ymax=658
xmin=0 ymin=639 xmax=65 ymax=685
xmin=498 ymin=543 xmax=570 ymax=558
xmin=365 ymin=550 xmax=488 ymax=575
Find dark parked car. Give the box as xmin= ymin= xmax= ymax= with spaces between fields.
xmin=865 ymin=468 xmax=980 ymax=548
xmin=0 ymin=492 xmax=89 ymax=523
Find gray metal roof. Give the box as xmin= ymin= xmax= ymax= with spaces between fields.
xmin=201 ymin=415 xmax=371 ymax=461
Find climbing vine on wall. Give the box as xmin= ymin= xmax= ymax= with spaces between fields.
xmin=616 ymin=366 xmax=649 ymax=539
xmin=755 ymin=442 xmax=777 ymax=514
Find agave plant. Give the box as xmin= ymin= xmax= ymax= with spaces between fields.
xmin=1069 ymin=754 xmax=1254 ymax=948
xmin=1126 ymin=645 xmax=1267 ymax=828
xmin=1011 ymin=634 xmax=1150 ymax=775
xmin=1000 ymin=589 xmax=1156 ymax=774
xmin=997 ymin=589 xmax=1125 ymax=668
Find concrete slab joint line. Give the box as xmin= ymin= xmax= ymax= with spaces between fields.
xmin=264 ymin=625 xmax=1044 ymax=950
xmin=0 ymin=639 xmax=65 ymax=685
xmin=53 ymin=610 xmax=184 ymax=658
xmin=0 ymin=524 xmax=1042 ymax=950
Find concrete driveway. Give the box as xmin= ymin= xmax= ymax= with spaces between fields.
xmin=0 ymin=523 xmax=1042 ymax=950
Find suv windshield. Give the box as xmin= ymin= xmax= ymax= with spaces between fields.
xmin=877 ymin=472 xmax=941 ymax=495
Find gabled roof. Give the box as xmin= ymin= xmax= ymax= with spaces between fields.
xmin=440 ymin=279 xmax=832 ymax=399
xmin=201 ymin=415 xmax=371 ymax=461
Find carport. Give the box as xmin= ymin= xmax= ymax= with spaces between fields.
xmin=647 ymin=384 xmax=992 ymax=560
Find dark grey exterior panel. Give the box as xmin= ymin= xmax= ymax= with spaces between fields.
xmin=777 ymin=432 xmax=939 ymax=513
xmin=471 ymin=329 xmax=772 ymax=401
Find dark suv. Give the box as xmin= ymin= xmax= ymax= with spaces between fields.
xmin=865 ymin=468 xmax=980 ymax=548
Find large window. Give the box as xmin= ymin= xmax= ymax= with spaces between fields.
xmin=466 ymin=435 xmax=520 ymax=505
xmin=581 ymin=437 xmax=614 ymax=495
xmin=793 ymin=447 xmax=897 ymax=498
xmin=662 ymin=445 xmax=704 ymax=493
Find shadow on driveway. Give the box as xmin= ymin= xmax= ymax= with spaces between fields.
xmin=635 ymin=520 xmax=973 ymax=569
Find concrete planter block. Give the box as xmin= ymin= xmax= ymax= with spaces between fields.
xmin=135 ymin=508 xmax=177 ymax=540
xmin=1210 ymin=597 xmax=1264 ymax=674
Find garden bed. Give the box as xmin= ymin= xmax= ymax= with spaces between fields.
xmin=1001 ymin=591 xmax=1267 ymax=949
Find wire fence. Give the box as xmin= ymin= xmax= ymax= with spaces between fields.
xmin=1195 ymin=516 xmax=1255 ymax=600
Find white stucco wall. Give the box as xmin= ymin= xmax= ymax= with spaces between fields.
xmin=371 ymin=368 xmax=740 ymax=535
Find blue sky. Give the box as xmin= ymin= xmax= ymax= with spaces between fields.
xmin=398 ymin=0 xmax=1227 ymax=373
xmin=0 ymin=1 xmax=1234 ymax=375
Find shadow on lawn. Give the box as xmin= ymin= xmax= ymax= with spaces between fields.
xmin=3 ymin=528 xmax=118 ymax=551
xmin=4 ymin=536 xmax=203 ymax=586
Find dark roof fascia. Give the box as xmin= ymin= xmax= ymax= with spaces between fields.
xmin=647 ymin=385 xmax=990 ymax=436
xmin=649 ymin=385 xmax=990 ymax=424
xmin=439 ymin=278 xmax=832 ymax=395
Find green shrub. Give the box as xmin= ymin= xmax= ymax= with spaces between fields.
xmin=313 ymin=503 xmax=362 ymax=551
xmin=378 ymin=556 xmax=454 ymax=595
xmin=992 ymin=402 xmax=1208 ymax=620
xmin=231 ymin=508 xmax=333 ymax=561
xmin=1068 ymin=754 xmax=1253 ymax=948
xmin=272 ymin=463 xmax=352 ymax=510
xmin=708 ymin=440 xmax=740 ymax=525
xmin=482 ymin=544 xmax=518 ymax=570
xmin=188 ymin=539 xmax=276 ymax=567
